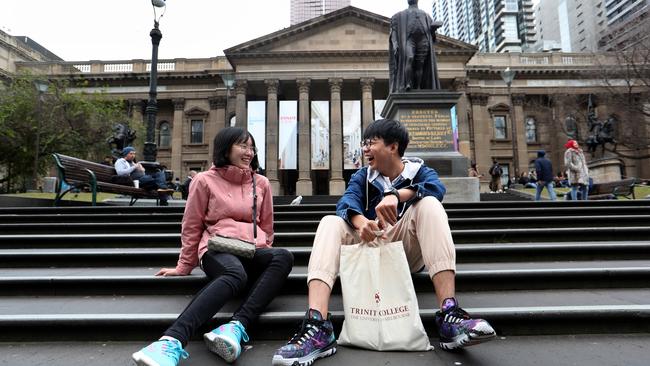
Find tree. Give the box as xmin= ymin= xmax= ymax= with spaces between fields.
xmin=0 ymin=73 xmax=139 ymax=193
xmin=594 ymin=13 xmax=650 ymax=160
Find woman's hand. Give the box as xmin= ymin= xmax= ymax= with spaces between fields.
xmin=156 ymin=267 xmax=184 ymax=276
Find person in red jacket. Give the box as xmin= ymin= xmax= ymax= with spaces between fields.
xmin=132 ymin=127 xmax=293 ymax=366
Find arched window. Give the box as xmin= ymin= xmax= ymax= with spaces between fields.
xmin=525 ymin=117 xmax=537 ymax=143
xmin=159 ymin=121 xmax=171 ymax=148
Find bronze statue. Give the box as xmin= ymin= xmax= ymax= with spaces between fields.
xmin=586 ymin=114 xmax=617 ymax=154
xmin=389 ymin=0 xmax=442 ymax=93
xmin=107 ymin=123 xmax=137 ymax=158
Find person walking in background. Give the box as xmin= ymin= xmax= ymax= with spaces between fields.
xmin=564 ymin=140 xmax=590 ymax=200
xmin=132 ymin=127 xmax=293 ymax=366
xmin=180 ymin=170 xmax=197 ymax=200
xmin=534 ymin=150 xmax=557 ymax=201
xmin=488 ymin=160 xmax=503 ymax=193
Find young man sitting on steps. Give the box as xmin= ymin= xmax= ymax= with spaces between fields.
xmin=272 ymin=118 xmax=496 ymax=366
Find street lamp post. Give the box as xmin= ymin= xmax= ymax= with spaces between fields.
xmin=32 ymin=80 xmax=48 ymax=191
xmin=221 ymin=73 xmax=235 ymax=127
xmin=143 ymin=0 xmax=166 ymax=164
xmin=501 ymin=67 xmax=519 ymax=178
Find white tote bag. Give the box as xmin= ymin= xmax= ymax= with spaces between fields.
xmin=337 ymin=241 xmax=433 ymax=351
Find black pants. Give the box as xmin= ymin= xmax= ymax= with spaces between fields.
xmin=164 ymin=247 xmax=294 ymax=346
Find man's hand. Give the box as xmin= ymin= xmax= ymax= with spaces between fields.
xmin=156 ymin=267 xmax=183 ymax=276
xmin=356 ymin=218 xmax=385 ymax=243
xmin=375 ymin=194 xmax=399 ymax=229
xmin=136 ymin=163 xmax=145 ymax=172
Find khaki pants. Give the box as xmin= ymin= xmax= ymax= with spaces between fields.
xmin=307 ymin=196 xmax=456 ymax=289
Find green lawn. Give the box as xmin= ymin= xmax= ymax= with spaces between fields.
xmin=518 ymin=185 xmax=650 ymax=200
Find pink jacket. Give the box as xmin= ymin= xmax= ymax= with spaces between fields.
xmin=175 ymin=165 xmax=274 ymax=275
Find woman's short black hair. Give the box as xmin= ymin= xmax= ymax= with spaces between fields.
xmin=212 ymin=127 xmax=260 ymax=170
xmin=363 ymin=119 xmax=410 ymax=157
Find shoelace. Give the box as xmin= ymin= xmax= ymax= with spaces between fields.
xmin=160 ymin=341 xmax=189 ymax=362
xmin=444 ymin=307 xmax=471 ymax=324
xmin=288 ymin=319 xmax=321 ymax=345
xmin=229 ymin=321 xmax=250 ymax=343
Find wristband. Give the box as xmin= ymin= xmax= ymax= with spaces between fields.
xmin=383 ymin=187 xmax=400 ymax=202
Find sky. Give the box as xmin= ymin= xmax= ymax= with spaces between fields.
xmin=1 ymin=0 xmax=434 ymax=62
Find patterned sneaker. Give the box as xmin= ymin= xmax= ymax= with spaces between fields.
xmin=203 ymin=320 xmax=249 ymax=363
xmin=272 ymin=309 xmax=337 ymax=366
xmin=132 ymin=338 xmax=189 ymax=366
xmin=435 ymin=297 xmax=496 ymax=350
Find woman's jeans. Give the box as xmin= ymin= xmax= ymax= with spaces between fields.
xmin=570 ymin=184 xmax=588 ymax=200
xmin=164 ymin=247 xmax=294 ymax=346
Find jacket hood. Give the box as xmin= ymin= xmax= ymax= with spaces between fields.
xmin=367 ymin=157 xmax=424 ymax=183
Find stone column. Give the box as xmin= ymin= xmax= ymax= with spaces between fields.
xmin=512 ymin=94 xmax=528 ymax=176
xmin=469 ymin=93 xmax=490 ymax=189
xmin=235 ymin=80 xmax=248 ymax=130
xmin=296 ymin=78 xmax=312 ymax=196
xmin=329 ymin=78 xmax=345 ymax=194
xmin=361 ymin=77 xmax=375 ymax=131
xmin=171 ymin=98 xmax=185 ymax=179
xmin=265 ymin=79 xmax=280 ymax=194
xmin=453 ymin=78 xmax=471 ymax=159
xmin=208 ymin=96 xmax=227 ymax=166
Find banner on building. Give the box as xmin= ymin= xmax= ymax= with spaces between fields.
xmin=278 ymin=101 xmax=297 ymax=170
xmin=343 ymin=100 xmax=362 ymax=169
xmin=311 ymin=101 xmax=330 ymax=170
xmin=247 ymin=101 xmax=266 ymax=170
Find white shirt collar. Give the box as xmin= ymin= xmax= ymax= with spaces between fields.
xmin=367 ymin=157 xmax=423 ymax=187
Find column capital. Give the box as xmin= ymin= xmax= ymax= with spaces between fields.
xmin=328 ymin=78 xmax=343 ymax=94
xmin=265 ymin=79 xmax=280 ymax=95
xmin=172 ymin=98 xmax=185 ymax=111
xmin=297 ymin=78 xmax=311 ymax=94
xmin=512 ymin=94 xmax=526 ymax=106
xmin=360 ymin=77 xmax=375 ymax=92
xmin=209 ymin=96 xmax=227 ymax=110
xmin=469 ymin=93 xmax=489 ymax=106
xmin=234 ymin=79 xmax=248 ymax=95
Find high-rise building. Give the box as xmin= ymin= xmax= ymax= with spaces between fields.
xmin=290 ymin=0 xmax=351 ymax=25
xmin=535 ymin=0 xmax=606 ymax=52
xmin=599 ymin=0 xmax=649 ymax=50
xmin=432 ymin=0 xmax=536 ymax=53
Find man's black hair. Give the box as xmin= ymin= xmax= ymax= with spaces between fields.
xmin=212 ymin=127 xmax=260 ymax=170
xmin=363 ymin=119 xmax=410 ymax=157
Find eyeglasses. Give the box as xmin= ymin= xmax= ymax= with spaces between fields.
xmin=236 ymin=144 xmax=258 ymax=155
xmin=361 ymin=139 xmax=379 ymax=149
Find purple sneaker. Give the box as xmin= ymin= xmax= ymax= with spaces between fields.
xmin=435 ymin=297 xmax=496 ymax=350
xmin=272 ymin=309 xmax=337 ymax=366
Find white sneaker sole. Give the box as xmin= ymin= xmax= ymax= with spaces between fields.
xmin=203 ymin=332 xmax=240 ymax=363
xmin=132 ymin=351 xmax=160 ymax=366
xmin=272 ymin=345 xmax=337 ymax=366
xmin=440 ymin=332 xmax=497 ymax=350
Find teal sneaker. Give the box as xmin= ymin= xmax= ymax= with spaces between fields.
xmin=132 ymin=338 xmax=189 ymax=366
xmin=203 ymin=320 xmax=250 ymax=363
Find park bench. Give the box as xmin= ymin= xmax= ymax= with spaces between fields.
xmin=589 ymin=178 xmax=637 ymax=200
xmin=52 ymin=153 xmax=162 ymax=206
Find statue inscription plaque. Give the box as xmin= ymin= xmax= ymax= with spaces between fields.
xmin=398 ymin=108 xmax=454 ymax=151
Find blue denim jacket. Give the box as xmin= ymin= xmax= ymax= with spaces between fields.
xmin=335 ymin=158 xmax=446 ymax=227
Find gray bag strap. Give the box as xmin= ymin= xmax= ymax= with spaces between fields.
xmin=252 ymin=171 xmax=257 ymax=240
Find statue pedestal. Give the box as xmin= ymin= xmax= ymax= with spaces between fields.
xmin=381 ymin=91 xmax=477 ymax=201
xmin=588 ymin=157 xmax=624 ymax=183
xmin=382 ymin=91 xmax=467 ymax=176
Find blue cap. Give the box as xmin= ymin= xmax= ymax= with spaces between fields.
xmin=122 ymin=146 xmax=136 ymax=156
xmin=537 ymin=150 xmax=546 ymax=157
